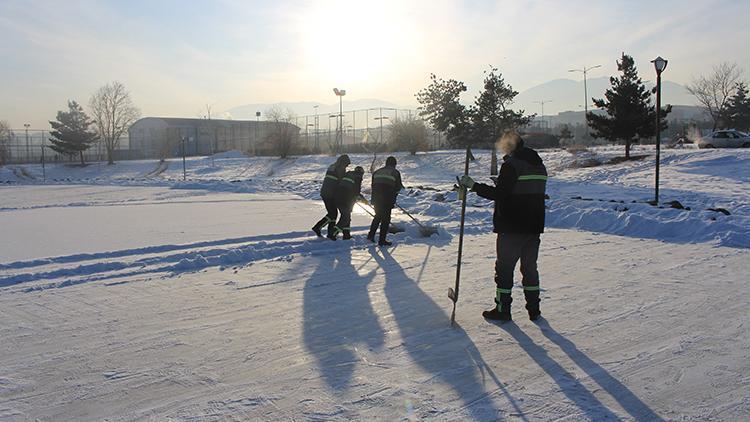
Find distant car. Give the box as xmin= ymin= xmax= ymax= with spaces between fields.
xmin=697 ymin=130 xmax=750 ymax=148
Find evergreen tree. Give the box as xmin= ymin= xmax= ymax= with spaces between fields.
xmin=469 ymin=67 xmax=534 ymax=147
xmin=415 ymin=74 xmax=471 ymax=146
xmin=725 ymin=82 xmax=750 ymax=131
xmin=49 ymin=100 xmax=99 ymax=165
xmin=559 ymin=125 xmax=574 ymax=146
xmin=587 ymin=53 xmax=671 ymax=159
xmin=416 ymin=68 xmax=533 ymax=148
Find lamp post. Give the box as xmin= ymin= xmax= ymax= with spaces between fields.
xmin=254 ymin=111 xmax=261 ymax=156
xmin=568 ymin=65 xmax=601 ymax=136
xmin=24 ymin=123 xmax=30 ymax=162
xmin=652 ymin=56 xmax=668 ymax=205
xmin=333 ymin=88 xmax=346 ymax=153
xmin=329 ymin=114 xmax=337 ymax=150
xmin=533 ymin=99 xmax=553 ymax=133
xmin=313 ymin=105 xmax=319 ymax=151
xmin=374 ymin=113 xmax=389 ymax=145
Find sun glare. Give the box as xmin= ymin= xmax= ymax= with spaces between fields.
xmin=301 ymin=0 xmax=407 ymax=88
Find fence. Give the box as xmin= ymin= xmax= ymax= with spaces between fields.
xmin=0 ymin=129 xmax=130 ymax=164
xmin=289 ymin=108 xmax=448 ymax=152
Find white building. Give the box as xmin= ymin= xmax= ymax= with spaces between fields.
xmin=128 ymin=117 xmax=299 ymax=159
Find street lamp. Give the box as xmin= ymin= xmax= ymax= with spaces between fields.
xmin=329 ymin=114 xmax=337 ymax=149
xmin=533 ymin=99 xmax=553 ymax=133
xmin=255 ymin=111 xmax=261 ymax=156
xmin=568 ymin=65 xmax=601 ymax=136
xmin=24 ymin=123 xmax=30 ymax=162
xmin=313 ymin=105 xmax=320 ymax=151
xmin=651 ymin=56 xmax=668 ymax=205
xmin=374 ymin=114 xmax=389 ymax=145
xmin=333 ymin=88 xmax=346 ymax=152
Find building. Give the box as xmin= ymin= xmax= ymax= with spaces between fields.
xmin=128 ymin=117 xmax=300 ymax=159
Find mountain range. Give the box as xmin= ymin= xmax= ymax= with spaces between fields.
xmin=224 ymin=78 xmax=699 ymax=121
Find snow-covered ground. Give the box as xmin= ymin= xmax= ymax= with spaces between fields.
xmin=1 ymin=146 xmax=748 ymax=420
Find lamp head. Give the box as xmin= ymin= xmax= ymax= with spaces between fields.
xmin=652 ymin=56 xmax=668 ymax=74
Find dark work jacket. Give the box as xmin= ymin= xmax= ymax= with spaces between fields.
xmin=320 ymin=160 xmax=348 ymax=199
xmin=336 ymin=171 xmax=363 ymax=206
xmin=472 ymin=147 xmax=547 ymax=234
xmin=371 ymin=165 xmax=404 ymax=207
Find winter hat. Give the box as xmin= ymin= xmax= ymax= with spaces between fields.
xmin=386 ymin=156 xmax=397 ymax=167
xmin=354 ymin=166 xmax=364 ymax=174
xmin=338 ymin=154 xmax=351 ymax=166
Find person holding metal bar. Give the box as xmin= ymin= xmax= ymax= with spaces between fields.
xmin=312 ymin=154 xmax=350 ymax=240
xmin=459 ymin=131 xmax=547 ymax=322
xmin=330 ymin=166 xmax=364 ymax=240
xmin=367 ymin=156 xmax=404 ymax=246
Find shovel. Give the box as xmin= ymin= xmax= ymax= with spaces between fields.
xmin=394 ymin=203 xmax=440 ymax=237
xmin=356 ymin=197 xmax=404 ymax=234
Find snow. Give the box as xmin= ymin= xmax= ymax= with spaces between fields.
xmin=1 ymin=146 xmax=749 ymax=420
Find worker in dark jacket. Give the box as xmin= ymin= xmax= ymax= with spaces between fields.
xmin=312 ymin=154 xmax=350 ymax=239
xmin=331 ymin=166 xmax=364 ymax=240
xmin=367 ymin=156 xmax=404 ymax=246
xmin=459 ymin=132 xmax=547 ymax=322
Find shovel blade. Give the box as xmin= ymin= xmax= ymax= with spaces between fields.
xmin=447 ymin=287 xmax=457 ymax=302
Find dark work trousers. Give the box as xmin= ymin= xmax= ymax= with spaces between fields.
xmin=368 ymin=202 xmax=393 ymax=243
xmin=335 ymin=200 xmax=354 ymax=238
xmin=494 ymin=233 xmax=541 ymax=311
xmin=313 ymin=197 xmax=339 ymax=236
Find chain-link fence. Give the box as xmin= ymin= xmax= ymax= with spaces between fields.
xmin=290 ymin=108 xmax=447 ymax=152
xmin=0 ymin=109 xmax=450 ymax=165
xmin=0 ymin=129 xmax=130 ymax=165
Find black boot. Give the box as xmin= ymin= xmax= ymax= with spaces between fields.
xmin=342 ymin=231 xmax=352 ymax=240
xmin=326 ymin=223 xmax=337 ymax=240
xmin=312 ymin=218 xmax=327 ymax=237
xmin=378 ymin=231 xmax=393 ymax=246
xmin=483 ymin=290 xmax=512 ymax=321
xmin=482 ymin=305 xmax=511 ymax=321
xmin=524 ymin=286 xmax=541 ymax=321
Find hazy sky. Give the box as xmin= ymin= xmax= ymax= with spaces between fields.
xmin=2 ymin=0 xmax=749 ymax=128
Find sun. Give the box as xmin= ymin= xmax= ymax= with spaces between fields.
xmin=301 ymin=0 xmax=404 ymax=88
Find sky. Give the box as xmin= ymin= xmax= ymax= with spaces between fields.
xmin=1 ymin=0 xmax=749 ymax=129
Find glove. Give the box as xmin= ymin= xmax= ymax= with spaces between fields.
xmin=459 ymin=174 xmax=475 ymax=189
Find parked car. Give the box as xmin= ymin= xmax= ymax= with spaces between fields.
xmin=697 ymin=130 xmax=750 ymax=148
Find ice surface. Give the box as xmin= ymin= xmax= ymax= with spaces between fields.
xmin=1 ymin=145 xmax=748 ymax=420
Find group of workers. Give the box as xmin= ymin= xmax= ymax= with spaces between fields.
xmin=312 ymin=155 xmax=404 ymax=247
xmin=312 ymin=131 xmax=547 ymax=322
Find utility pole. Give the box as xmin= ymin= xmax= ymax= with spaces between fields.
xmin=569 ymin=65 xmax=601 ymax=136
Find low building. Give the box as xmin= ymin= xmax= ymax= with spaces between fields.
xmin=128 ymin=117 xmax=299 ymax=159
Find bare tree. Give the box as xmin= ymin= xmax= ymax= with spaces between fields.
xmin=0 ymin=120 xmax=11 ymax=165
xmin=89 ymin=81 xmax=140 ymax=164
xmin=264 ymin=107 xmax=299 ymax=158
xmin=686 ymin=62 xmax=744 ymax=130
